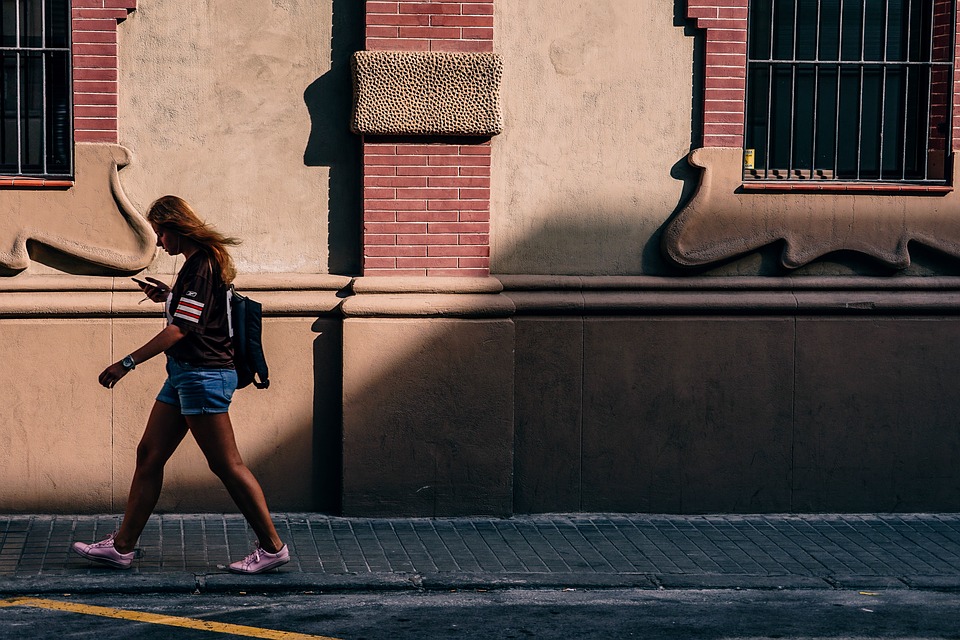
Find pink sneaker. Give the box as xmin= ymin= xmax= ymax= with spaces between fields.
xmin=71 ymin=534 xmax=136 ymax=569
xmin=228 ymin=542 xmax=290 ymax=574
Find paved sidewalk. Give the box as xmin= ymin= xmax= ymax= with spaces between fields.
xmin=0 ymin=513 xmax=958 ymax=594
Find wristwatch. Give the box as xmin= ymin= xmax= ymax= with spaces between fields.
xmin=121 ymin=354 xmax=136 ymax=371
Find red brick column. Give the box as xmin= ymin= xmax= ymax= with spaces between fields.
xmin=949 ymin=0 xmax=960 ymax=153
xmin=73 ymin=0 xmax=137 ymax=145
xmin=687 ymin=0 xmax=748 ymax=149
xmin=930 ymin=0 xmax=952 ymax=161
xmin=361 ymin=1 xmax=494 ymax=277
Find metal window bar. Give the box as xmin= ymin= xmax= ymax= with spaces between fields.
xmin=764 ymin=0 xmax=777 ymax=179
xmin=744 ymin=0 xmax=955 ymax=184
xmin=834 ymin=0 xmax=843 ymax=179
xmin=810 ymin=0 xmax=822 ymax=180
xmin=923 ymin=0 xmax=934 ymax=181
xmin=41 ymin=0 xmax=45 ymax=176
xmin=860 ymin=1 xmax=868 ymax=182
xmin=0 ymin=0 xmax=71 ymax=178
xmin=901 ymin=0 xmax=912 ymax=180
xmin=788 ymin=0 xmax=798 ymax=178
xmin=878 ymin=0 xmax=889 ymax=180
xmin=15 ymin=0 xmax=20 ymax=176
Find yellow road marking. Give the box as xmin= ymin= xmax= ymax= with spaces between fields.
xmin=0 ymin=597 xmax=341 ymax=639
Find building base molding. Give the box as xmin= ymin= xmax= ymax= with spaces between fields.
xmin=3 ymin=274 xmax=960 ymax=515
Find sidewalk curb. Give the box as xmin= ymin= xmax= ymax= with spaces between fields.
xmin=3 ymin=572 xmax=960 ymax=595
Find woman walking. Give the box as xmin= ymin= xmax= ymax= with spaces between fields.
xmin=72 ymin=195 xmax=289 ymax=574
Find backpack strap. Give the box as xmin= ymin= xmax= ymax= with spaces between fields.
xmin=226 ymin=284 xmax=235 ymax=338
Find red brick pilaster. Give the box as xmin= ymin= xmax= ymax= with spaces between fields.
xmin=72 ymin=0 xmax=137 ymax=144
xmin=949 ymin=0 xmax=960 ymax=153
xmin=687 ymin=0 xmax=748 ymax=149
xmin=931 ymin=0 xmax=953 ymax=159
xmin=361 ymin=1 xmax=494 ymax=277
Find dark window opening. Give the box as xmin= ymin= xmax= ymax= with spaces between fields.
xmin=0 ymin=0 xmax=71 ymax=178
xmin=744 ymin=0 xmax=954 ymax=184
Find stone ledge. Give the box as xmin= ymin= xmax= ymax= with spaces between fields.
xmin=497 ymin=274 xmax=960 ymax=291
xmin=344 ymin=275 xmax=510 ymax=318
xmin=0 ymin=273 xmax=351 ymax=291
xmin=0 ymin=274 xmax=352 ymax=317
xmin=498 ymin=275 xmax=960 ymax=315
xmin=353 ymin=276 xmax=502 ymax=295
xmin=7 ymin=274 xmax=960 ymax=318
xmin=341 ymin=293 xmax=514 ymax=318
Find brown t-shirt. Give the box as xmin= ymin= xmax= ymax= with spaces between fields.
xmin=164 ymin=251 xmax=234 ymax=368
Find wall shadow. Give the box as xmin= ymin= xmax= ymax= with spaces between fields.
xmin=501 ymin=209 xmax=960 ymax=277
xmin=311 ymin=316 xmax=343 ymax=514
xmin=304 ymin=0 xmax=364 ymax=276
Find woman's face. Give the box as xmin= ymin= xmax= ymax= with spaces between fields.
xmin=152 ymin=223 xmax=181 ymax=255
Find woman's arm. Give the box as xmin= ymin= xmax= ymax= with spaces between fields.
xmin=98 ymin=324 xmax=187 ymax=388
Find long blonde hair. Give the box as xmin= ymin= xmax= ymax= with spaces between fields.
xmin=147 ymin=195 xmax=241 ymax=284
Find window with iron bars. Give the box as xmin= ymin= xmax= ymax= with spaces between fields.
xmin=744 ymin=0 xmax=955 ymax=184
xmin=1 ymin=0 xmax=71 ymax=178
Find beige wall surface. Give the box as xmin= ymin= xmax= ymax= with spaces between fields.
xmin=342 ymin=317 xmax=515 ymax=517
xmin=0 ymin=312 xmax=340 ymax=514
xmin=492 ymin=0 xmax=695 ymax=275
xmin=117 ymin=0 xmax=333 ymax=275
xmin=0 ymin=320 xmax=114 ymax=512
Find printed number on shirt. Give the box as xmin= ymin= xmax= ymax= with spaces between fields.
xmin=174 ymin=298 xmax=205 ymax=323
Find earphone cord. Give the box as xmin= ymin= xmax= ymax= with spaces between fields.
xmin=171 ymin=253 xmax=179 ymax=289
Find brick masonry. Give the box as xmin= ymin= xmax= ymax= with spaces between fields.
xmin=72 ymin=0 xmax=137 ymax=145
xmin=362 ymin=1 xmax=494 ymax=277
xmin=687 ymin=0 xmax=748 ymax=148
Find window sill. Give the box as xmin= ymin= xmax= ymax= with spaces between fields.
xmin=0 ymin=177 xmax=74 ymax=189
xmin=740 ymin=182 xmax=952 ymax=195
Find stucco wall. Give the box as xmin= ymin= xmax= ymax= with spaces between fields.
xmin=491 ymin=0 xmax=696 ymax=275
xmin=506 ymin=277 xmax=960 ymax=514
xmin=0 ymin=310 xmax=342 ymax=513
xmin=116 ymin=0 xmax=339 ymax=275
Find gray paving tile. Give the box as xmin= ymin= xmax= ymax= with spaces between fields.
xmin=0 ymin=513 xmax=958 ymax=589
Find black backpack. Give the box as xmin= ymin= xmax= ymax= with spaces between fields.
xmin=228 ymin=285 xmax=270 ymax=389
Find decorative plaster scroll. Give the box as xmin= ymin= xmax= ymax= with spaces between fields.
xmin=663 ymin=148 xmax=960 ymax=270
xmin=351 ymin=51 xmax=503 ymax=136
xmin=0 ymin=143 xmax=155 ymax=273
xmin=669 ymin=0 xmax=960 ymax=270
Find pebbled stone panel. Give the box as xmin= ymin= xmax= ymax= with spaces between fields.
xmin=351 ymin=51 xmax=503 ymax=136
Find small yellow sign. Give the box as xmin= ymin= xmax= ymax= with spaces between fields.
xmin=743 ymin=148 xmax=755 ymax=170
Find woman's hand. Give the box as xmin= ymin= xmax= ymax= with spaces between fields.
xmin=139 ymin=276 xmax=170 ymax=303
xmin=99 ymin=362 xmax=130 ymax=389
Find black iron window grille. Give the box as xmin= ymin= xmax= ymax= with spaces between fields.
xmin=744 ymin=0 xmax=955 ymax=184
xmin=0 ymin=0 xmax=71 ymax=178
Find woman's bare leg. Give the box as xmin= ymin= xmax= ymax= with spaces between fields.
xmin=186 ymin=412 xmax=283 ymax=553
xmin=113 ymin=401 xmax=189 ymax=553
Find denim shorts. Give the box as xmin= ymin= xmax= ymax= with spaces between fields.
xmin=157 ymin=357 xmax=238 ymax=415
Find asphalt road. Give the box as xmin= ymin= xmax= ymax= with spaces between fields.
xmin=2 ymin=588 xmax=959 ymax=639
